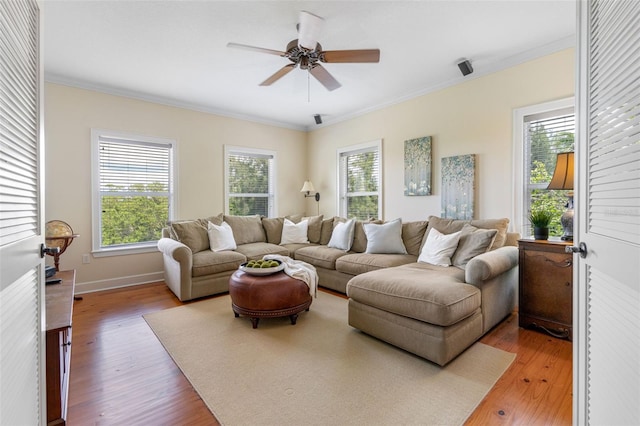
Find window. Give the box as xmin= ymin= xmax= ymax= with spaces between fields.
xmin=224 ymin=146 xmax=276 ymax=217
xmin=337 ymin=140 xmax=382 ymax=220
xmin=514 ymin=99 xmax=575 ymax=237
xmin=91 ymin=130 xmax=176 ymax=255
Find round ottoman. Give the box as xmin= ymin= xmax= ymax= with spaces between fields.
xmin=229 ymin=270 xmax=312 ymax=329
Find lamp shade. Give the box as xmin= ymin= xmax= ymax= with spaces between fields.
xmin=547 ymin=152 xmax=574 ymax=190
xmin=300 ymin=181 xmax=316 ymax=193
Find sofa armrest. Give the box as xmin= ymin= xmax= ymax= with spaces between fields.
xmin=465 ymin=246 xmax=519 ymax=285
xmin=157 ymin=237 xmax=193 ymax=301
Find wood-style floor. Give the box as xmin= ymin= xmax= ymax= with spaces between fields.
xmin=67 ymin=282 xmax=572 ymax=425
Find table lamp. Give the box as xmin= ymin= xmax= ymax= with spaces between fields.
xmin=546 ymin=152 xmax=574 ymax=241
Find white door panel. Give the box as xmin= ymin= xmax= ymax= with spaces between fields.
xmin=575 ymin=0 xmax=640 ymax=424
xmin=0 ymin=0 xmax=45 ymax=424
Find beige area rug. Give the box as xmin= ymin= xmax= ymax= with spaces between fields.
xmin=144 ymin=292 xmax=515 ymax=426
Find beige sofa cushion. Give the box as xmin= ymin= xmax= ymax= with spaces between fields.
xmin=224 ymin=215 xmax=266 ymax=245
xmin=347 ymin=263 xmax=480 ymax=327
xmin=336 ymin=253 xmax=418 ymax=275
xmin=402 ymin=221 xmax=428 ymax=256
xmin=192 ymin=250 xmax=246 ymax=276
xmin=294 ymin=245 xmax=349 ymax=270
xmin=201 ymin=213 xmax=224 ymax=227
xmin=170 ymin=220 xmax=209 ymax=253
xmin=234 ymin=242 xmax=289 ymax=261
xmin=426 ymin=216 xmax=509 ymax=250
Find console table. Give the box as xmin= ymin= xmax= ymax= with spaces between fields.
xmin=46 ymin=269 xmax=75 ymax=425
xmin=518 ymin=238 xmax=573 ymax=340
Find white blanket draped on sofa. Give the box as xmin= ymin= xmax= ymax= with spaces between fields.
xmin=264 ymin=254 xmax=318 ymax=297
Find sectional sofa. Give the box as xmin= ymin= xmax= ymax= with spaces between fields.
xmin=157 ymin=213 xmax=519 ymax=365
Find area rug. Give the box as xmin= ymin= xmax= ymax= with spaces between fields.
xmin=144 ymin=292 xmax=515 ymax=425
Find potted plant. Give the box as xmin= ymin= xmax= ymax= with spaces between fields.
xmin=529 ymin=210 xmax=553 ymax=240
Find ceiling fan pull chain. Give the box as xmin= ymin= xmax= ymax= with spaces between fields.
xmin=307 ymin=69 xmax=311 ymax=103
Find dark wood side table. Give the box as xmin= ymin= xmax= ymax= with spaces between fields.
xmin=518 ymin=238 xmax=573 ymax=340
xmin=46 ymin=269 xmax=75 ymax=425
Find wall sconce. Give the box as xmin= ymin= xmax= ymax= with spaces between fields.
xmin=300 ymin=180 xmax=320 ymax=202
xmin=547 ymin=152 xmax=574 ymax=241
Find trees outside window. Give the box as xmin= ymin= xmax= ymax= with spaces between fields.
xmin=225 ymin=146 xmax=275 ymax=217
xmin=524 ymin=109 xmax=575 ymax=237
xmin=338 ymin=140 xmax=382 ymax=220
xmin=91 ymin=130 xmax=176 ymax=254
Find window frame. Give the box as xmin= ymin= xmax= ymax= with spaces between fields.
xmin=336 ymin=139 xmax=383 ymax=220
xmin=91 ymin=129 xmax=177 ymax=257
xmin=223 ymin=145 xmax=277 ymax=217
xmin=512 ymin=97 xmax=574 ymax=236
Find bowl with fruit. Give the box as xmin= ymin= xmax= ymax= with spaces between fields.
xmin=239 ymin=259 xmax=285 ymax=276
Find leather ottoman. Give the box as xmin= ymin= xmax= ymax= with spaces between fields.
xmin=229 ymin=270 xmax=312 ymax=329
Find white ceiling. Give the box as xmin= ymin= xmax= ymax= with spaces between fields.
xmin=42 ymin=0 xmax=576 ymax=131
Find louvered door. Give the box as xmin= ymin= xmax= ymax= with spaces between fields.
xmin=575 ymin=0 xmax=640 ymax=424
xmin=0 ymin=0 xmax=45 ymax=424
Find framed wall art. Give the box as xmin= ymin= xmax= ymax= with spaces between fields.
xmin=441 ymin=154 xmax=475 ymax=220
xmin=404 ymin=136 xmax=432 ymax=196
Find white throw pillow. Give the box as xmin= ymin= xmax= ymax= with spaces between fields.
xmin=207 ymin=221 xmax=237 ymax=252
xmin=280 ymin=218 xmax=309 ymax=244
xmin=364 ymin=218 xmax=407 ymax=254
xmin=418 ymin=228 xmax=462 ymax=267
xmin=327 ymin=219 xmax=356 ymax=251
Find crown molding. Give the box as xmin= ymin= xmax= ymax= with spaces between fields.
xmin=43 ymin=73 xmax=308 ymax=132
xmin=317 ymin=35 xmax=576 ymax=129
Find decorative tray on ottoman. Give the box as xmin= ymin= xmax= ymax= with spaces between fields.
xmin=239 ymin=259 xmax=285 ymax=276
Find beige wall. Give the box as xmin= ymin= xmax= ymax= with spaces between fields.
xmin=306 ymin=48 xmax=575 ymax=224
xmin=45 ymin=83 xmax=307 ymax=289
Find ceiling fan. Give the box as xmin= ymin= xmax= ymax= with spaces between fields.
xmin=227 ymin=11 xmax=380 ymax=91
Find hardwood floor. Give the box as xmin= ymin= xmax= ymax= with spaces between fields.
xmin=67 ymin=282 xmax=572 ymax=425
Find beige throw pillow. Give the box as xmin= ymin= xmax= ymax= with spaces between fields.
xmin=262 ymin=217 xmax=284 ymax=244
xmin=302 ymin=215 xmax=324 ymax=244
xmin=170 ymin=220 xmax=209 ymax=253
xmin=425 ymin=216 xmax=509 ymax=251
xmin=451 ymin=224 xmax=498 ymax=267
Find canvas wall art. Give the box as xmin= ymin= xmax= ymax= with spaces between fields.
xmin=441 ymin=154 xmax=476 ymax=220
xmin=404 ymin=136 xmax=432 ymax=196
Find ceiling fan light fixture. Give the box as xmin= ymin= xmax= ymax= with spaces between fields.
xmin=297 ymin=11 xmax=324 ymax=50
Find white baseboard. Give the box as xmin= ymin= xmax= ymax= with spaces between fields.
xmin=75 ymin=271 xmax=164 ymax=294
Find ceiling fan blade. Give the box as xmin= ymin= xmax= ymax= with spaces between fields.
xmin=321 ymin=49 xmax=381 ymax=63
xmin=260 ymin=64 xmax=297 ymax=86
xmin=227 ymin=42 xmax=286 ymax=56
xmin=309 ymin=64 xmax=341 ymax=91
xmin=297 ymin=10 xmax=324 ymax=50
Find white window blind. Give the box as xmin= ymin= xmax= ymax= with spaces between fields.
xmin=338 ymin=141 xmax=382 ymax=220
xmin=225 ymin=146 xmax=275 ymax=217
xmin=92 ymin=131 xmax=175 ymax=253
